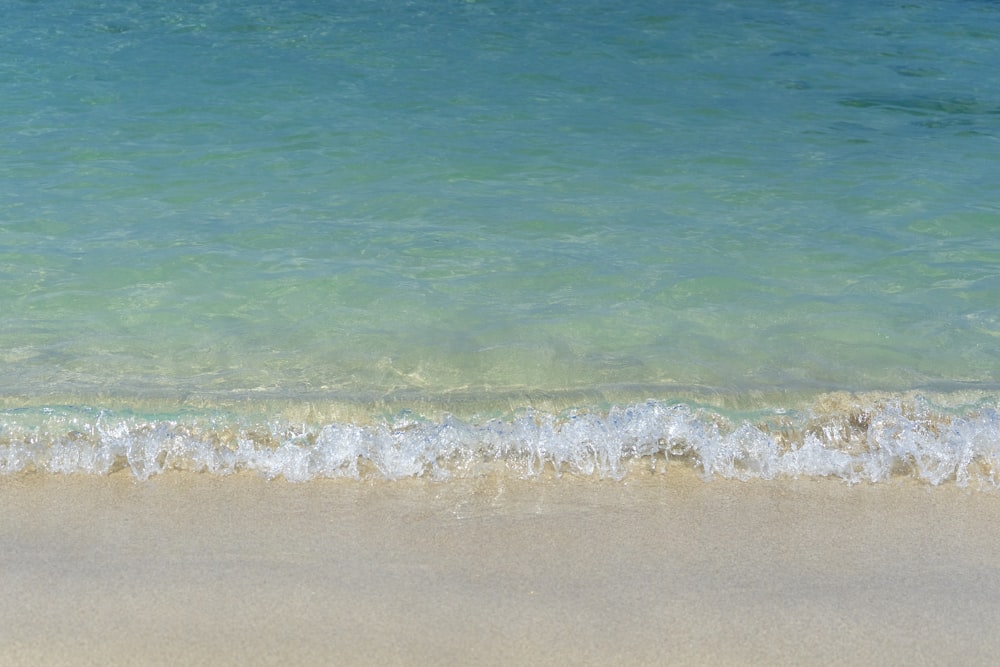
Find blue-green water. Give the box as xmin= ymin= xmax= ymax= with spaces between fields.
xmin=3 ymin=0 xmax=1000 ymax=483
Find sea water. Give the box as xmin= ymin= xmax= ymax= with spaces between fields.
xmin=2 ymin=0 xmax=999 ymax=485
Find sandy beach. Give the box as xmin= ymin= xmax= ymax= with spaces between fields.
xmin=2 ymin=469 xmax=998 ymax=665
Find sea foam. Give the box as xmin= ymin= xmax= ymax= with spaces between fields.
xmin=2 ymin=398 xmax=999 ymax=487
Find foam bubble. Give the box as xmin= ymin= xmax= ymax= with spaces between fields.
xmin=2 ymin=397 xmax=999 ymax=487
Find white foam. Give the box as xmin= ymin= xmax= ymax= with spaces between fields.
xmin=2 ymin=399 xmax=999 ymax=487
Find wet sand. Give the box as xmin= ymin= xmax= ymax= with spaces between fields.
xmin=2 ymin=470 xmax=999 ymax=665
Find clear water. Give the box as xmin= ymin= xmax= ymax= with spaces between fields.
xmin=3 ymin=0 xmax=1000 ymax=484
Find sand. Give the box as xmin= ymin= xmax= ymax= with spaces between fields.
xmin=1 ymin=469 xmax=999 ymax=665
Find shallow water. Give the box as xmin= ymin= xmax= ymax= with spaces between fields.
xmin=2 ymin=0 xmax=999 ymax=483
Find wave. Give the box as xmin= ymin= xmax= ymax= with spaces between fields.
xmin=2 ymin=395 xmax=999 ymax=488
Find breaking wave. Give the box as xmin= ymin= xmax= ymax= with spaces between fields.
xmin=2 ymin=396 xmax=1000 ymax=488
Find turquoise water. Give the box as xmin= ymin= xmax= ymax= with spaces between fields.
xmin=3 ymin=0 xmax=1000 ymax=483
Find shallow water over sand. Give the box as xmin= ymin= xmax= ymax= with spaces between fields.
xmin=2 ymin=1 xmax=999 ymax=482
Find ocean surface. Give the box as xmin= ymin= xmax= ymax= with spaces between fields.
xmin=2 ymin=0 xmax=999 ymax=485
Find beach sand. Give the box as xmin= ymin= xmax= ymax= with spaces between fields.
xmin=2 ymin=469 xmax=998 ymax=665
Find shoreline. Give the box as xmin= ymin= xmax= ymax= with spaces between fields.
xmin=3 ymin=394 xmax=999 ymax=486
xmin=2 ymin=470 xmax=999 ymax=665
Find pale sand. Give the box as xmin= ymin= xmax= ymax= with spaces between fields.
xmin=2 ymin=470 xmax=999 ymax=665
